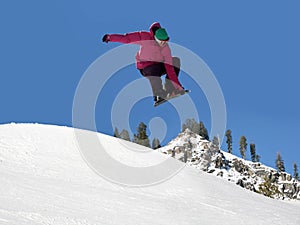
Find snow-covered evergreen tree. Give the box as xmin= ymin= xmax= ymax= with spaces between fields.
xmin=120 ymin=129 xmax=130 ymax=141
xmin=275 ymin=152 xmax=285 ymax=172
xmin=114 ymin=127 xmax=120 ymax=138
xmin=294 ymin=162 xmax=299 ymax=181
xmin=152 ymin=138 xmax=161 ymax=149
xmin=199 ymin=121 xmax=209 ymax=140
xmin=250 ymin=143 xmax=256 ymax=162
xmin=212 ymin=136 xmax=220 ymax=149
xmin=134 ymin=122 xmax=150 ymax=148
xmin=182 ymin=118 xmax=199 ymax=133
xmin=225 ymin=129 xmax=233 ymax=154
xmin=239 ymin=136 xmax=247 ymax=160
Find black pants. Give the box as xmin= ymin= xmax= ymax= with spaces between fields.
xmin=139 ymin=57 xmax=180 ymax=96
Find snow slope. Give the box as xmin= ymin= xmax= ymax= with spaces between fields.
xmin=0 ymin=123 xmax=299 ymax=225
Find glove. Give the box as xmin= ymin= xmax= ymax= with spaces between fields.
xmin=102 ymin=34 xmax=110 ymax=43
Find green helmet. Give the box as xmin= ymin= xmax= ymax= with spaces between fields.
xmin=155 ymin=28 xmax=169 ymax=41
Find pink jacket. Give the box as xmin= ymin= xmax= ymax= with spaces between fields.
xmin=108 ymin=22 xmax=182 ymax=89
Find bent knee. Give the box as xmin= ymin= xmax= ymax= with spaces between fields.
xmin=172 ymin=57 xmax=181 ymax=69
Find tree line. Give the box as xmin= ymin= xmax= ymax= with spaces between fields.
xmin=113 ymin=122 xmax=161 ymax=149
xmin=113 ymin=118 xmax=299 ymax=181
xmin=225 ymin=129 xmax=299 ymax=180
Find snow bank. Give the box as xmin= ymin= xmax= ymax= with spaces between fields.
xmin=0 ymin=124 xmax=299 ymax=225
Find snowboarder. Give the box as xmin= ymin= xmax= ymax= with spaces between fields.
xmin=102 ymin=22 xmax=186 ymax=104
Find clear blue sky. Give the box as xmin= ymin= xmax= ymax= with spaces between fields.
xmin=1 ymin=0 xmax=299 ymax=175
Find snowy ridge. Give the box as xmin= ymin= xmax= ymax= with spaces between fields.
xmin=159 ymin=129 xmax=300 ymax=200
xmin=0 ymin=123 xmax=300 ymax=225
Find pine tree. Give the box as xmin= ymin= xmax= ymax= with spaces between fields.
xmin=137 ymin=122 xmax=147 ymax=139
xmin=225 ymin=129 xmax=233 ymax=154
xmin=181 ymin=122 xmax=187 ymax=132
xmin=182 ymin=118 xmax=192 ymax=132
xmin=212 ymin=136 xmax=220 ymax=149
xmin=113 ymin=127 xmax=120 ymax=138
xmin=152 ymin=138 xmax=161 ymax=149
xmin=250 ymin=143 xmax=256 ymax=162
xmin=275 ymin=152 xmax=285 ymax=172
xmin=132 ymin=134 xmax=138 ymax=144
xmin=255 ymin=154 xmax=261 ymax=163
xmin=239 ymin=136 xmax=247 ymax=160
xmin=199 ymin=121 xmax=209 ymax=140
xmin=120 ymin=129 xmax=130 ymax=141
xmin=191 ymin=120 xmax=200 ymax=134
xmin=134 ymin=122 xmax=150 ymax=147
xmin=182 ymin=118 xmax=199 ymax=134
xmin=293 ymin=162 xmax=299 ymax=181
xmin=182 ymin=119 xmax=209 ymax=140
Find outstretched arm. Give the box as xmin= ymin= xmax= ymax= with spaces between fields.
xmin=102 ymin=32 xmax=150 ymax=44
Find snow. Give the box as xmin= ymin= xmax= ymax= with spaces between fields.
xmin=159 ymin=128 xmax=300 ymax=200
xmin=0 ymin=123 xmax=299 ymax=225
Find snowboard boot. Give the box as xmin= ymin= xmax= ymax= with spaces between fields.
xmin=153 ymin=89 xmax=167 ymax=103
xmin=164 ymin=79 xmax=175 ymax=96
xmin=164 ymin=79 xmax=186 ymax=97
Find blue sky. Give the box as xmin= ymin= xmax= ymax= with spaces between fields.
xmin=1 ymin=0 xmax=299 ymax=175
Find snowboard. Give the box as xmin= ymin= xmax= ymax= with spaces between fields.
xmin=154 ymin=90 xmax=191 ymax=107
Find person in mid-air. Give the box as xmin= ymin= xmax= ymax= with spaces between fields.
xmin=102 ymin=22 xmax=186 ymax=104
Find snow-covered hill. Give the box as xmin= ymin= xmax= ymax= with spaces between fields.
xmin=159 ymin=129 xmax=300 ymax=200
xmin=0 ymin=123 xmax=299 ymax=225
